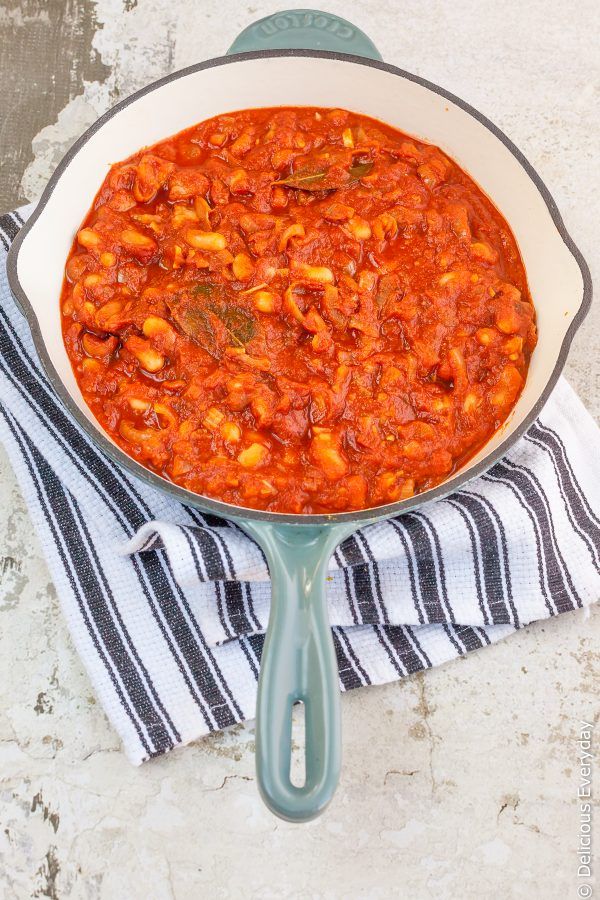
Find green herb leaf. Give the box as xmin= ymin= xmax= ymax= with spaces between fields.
xmin=274 ymin=158 xmax=374 ymax=192
xmin=210 ymin=301 xmax=256 ymax=347
xmin=191 ymin=283 xmax=214 ymax=297
xmin=273 ymin=170 xmax=328 ymax=190
xmin=348 ymin=159 xmax=374 ymax=180
xmin=167 ymin=288 xmax=257 ymax=357
xmin=170 ymin=304 xmax=219 ymax=357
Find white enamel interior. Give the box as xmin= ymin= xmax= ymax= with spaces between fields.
xmin=17 ymin=55 xmax=585 ymax=494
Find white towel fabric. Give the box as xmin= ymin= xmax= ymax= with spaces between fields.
xmin=1 ymin=206 xmax=598 ymax=764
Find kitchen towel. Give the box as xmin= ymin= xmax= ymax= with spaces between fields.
xmin=1 ymin=207 xmax=599 ymax=764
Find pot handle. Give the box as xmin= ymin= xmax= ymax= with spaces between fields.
xmin=227 ymin=9 xmax=382 ymax=61
xmin=238 ymin=521 xmax=357 ymax=822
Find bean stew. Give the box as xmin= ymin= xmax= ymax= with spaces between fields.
xmin=61 ymin=107 xmax=537 ymax=513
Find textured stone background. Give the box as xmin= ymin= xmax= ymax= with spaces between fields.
xmin=0 ymin=2 xmax=598 ymax=897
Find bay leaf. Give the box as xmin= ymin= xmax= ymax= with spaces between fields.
xmin=348 ymin=159 xmax=374 ymax=180
xmin=272 ymin=170 xmax=328 ymax=190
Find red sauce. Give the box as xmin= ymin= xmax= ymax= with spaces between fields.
xmin=60 ymin=106 xmax=537 ymax=513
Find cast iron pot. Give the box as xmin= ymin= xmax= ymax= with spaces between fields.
xmin=7 ymin=9 xmax=592 ymax=822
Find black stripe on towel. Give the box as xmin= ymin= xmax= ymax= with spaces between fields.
xmin=536 ymin=422 xmax=600 ymax=527
xmin=383 ymin=626 xmax=430 ymax=673
xmin=526 ymin=424 xmax=600 ymax=568
xmin=0 ymin=213 xmax=20 ymax=244
xmin=462 ymin=489 xmax=519 ymax=625
xmin=491 ymin=459 xmax=580 ymax=612
xmin=449 ymin=493 xmax=514 ymax=624
xmin=332 ymin=630 xmax=363 ymax=690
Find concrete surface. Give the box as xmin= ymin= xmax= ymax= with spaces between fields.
xmin=0 ymin=1 xmax=598 ymax=897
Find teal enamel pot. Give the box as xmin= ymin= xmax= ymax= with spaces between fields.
xmin=7 ymin=10 xmax=591 ymax=822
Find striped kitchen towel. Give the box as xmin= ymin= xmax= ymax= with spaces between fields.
xmin=1 ymin=206 xmax=599 ymax=764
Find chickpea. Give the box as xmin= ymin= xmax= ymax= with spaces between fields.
xmin=229 ymin=168 xmax=250 ymax=193
xmin=203 ymin=407 xmax=225 ymax=430
xmin=432 ymin=396 xmax=452 ymax=413
xmin=254 ymin=290 xmax=277 ymax=313
xmin=82 ymin=357 xmax=103 ymax=374
xmin=310 ymin=431 xmax=348 ymax=480
xmin=230 ymin=132 xmax=254 ymax=157
xmin=239 ymin=213 xmax=276 ymax=234
xmin=133 ymin=154 xmax=173 ymax=203
xmin=129 ymin=398 xmax=151 ymax=412
xmin=463 ymin=392 xmax=481 ymax=413
xmin=120 ymin=228 xmax=153 ymax=248
xmin=77 ymin=228 xmax=101 ymax=249
xmin=185 ymin=230 xmax=227 ymax=251
xmin=372 ymin=213 xmax=398 ymax=242
xmin=119 ymin=229 xmax=157 ymax=261
xmin=503 ymin=335 xmax=524 ymax=360
xmin=402 ymin=440 xmax=425 ymax=460
xmin=125 ymin=336 xmax=165 ymax=373
xmin=291 ymin=262 xmax=334 ymax=284
xmin=142 ymin=316 xmax=177 ymax=351
xmin=232 ymin=252 xmax=254 ymax=281
xmin=171 ymin=206 xmax=199 ymax=229
xmin=439 ymin=271 xmax=458 ymax=286
xmin=476 ymin=327 xmax=497 ymax=346
xmin=95 ymin=300 xmax=124 ymax=329
xmin=495 ymin=306 xmax=522 ymax=334
xmin=470 ymin=242 xmax=497 ymax=264
xmin=491 ymin=366 xmax=523 ymax=407
xmin=324 ymin=203 xmax=355 ymax=223
xmin=221 ymin=421 xmax=242 ymax=443
xmin=346 ymin=217 xmax=372 ymax=241
xmin=238 ymin=442 xmax=269 ymax=468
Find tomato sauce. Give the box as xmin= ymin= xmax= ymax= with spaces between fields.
xmin=60 ymin=106 xmax=537 ymax=513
